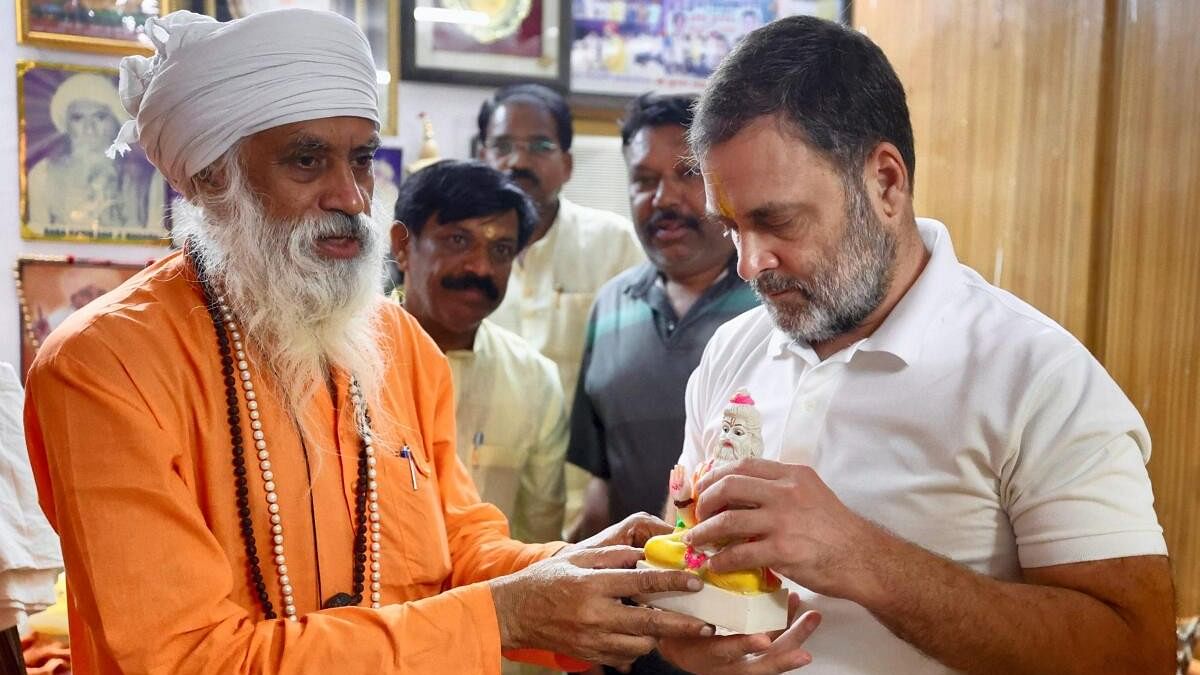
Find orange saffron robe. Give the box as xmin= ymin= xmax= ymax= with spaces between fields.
xmin=24 ymin=252 xmax=573 ymax=674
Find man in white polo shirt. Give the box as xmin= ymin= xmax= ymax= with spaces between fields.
xmin=657 ymin=15 xmax=1174 ymax=675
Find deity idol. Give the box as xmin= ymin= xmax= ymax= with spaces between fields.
xmin=644 ymin=389 xmax=780 ymax=596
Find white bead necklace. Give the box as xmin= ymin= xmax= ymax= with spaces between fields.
xmin=216 ymin=294 xmax=381 ymax=619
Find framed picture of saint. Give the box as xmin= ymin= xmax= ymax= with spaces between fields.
xmin=17 ymin=62 xmax=171 ymax=245
xmin=15 ymin=256 xmax=151 ymax=380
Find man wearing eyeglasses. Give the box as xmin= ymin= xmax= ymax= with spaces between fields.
xmin=478 ymin=84 xmax=645 ymax=536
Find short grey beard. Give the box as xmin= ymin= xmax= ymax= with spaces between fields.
xmin=751 ymin=178 xmax=897 ymax=345
xmin=171 ymin=158 xmax=390 ymax=437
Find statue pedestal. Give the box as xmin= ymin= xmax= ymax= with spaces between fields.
xmin=634 ymin=561 xmax=789 ymax=634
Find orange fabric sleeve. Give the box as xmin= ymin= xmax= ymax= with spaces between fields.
xmin=24 ymin=334 xmax=507 ymax=674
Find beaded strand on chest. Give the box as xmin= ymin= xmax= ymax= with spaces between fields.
xmin=196 ymin=267 xmax=382 ymax=620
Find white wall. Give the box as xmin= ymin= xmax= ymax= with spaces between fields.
xmin=0 ymin=12 xmax=490 ymax=370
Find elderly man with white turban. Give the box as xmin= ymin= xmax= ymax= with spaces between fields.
xmin=23 ymin=9 xmax=712 ymax=675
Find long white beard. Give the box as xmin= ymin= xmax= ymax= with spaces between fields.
xmin=171 ymin=173 xmax=390 ymax=439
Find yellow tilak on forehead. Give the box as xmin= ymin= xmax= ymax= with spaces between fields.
xmin=482 ymin=224 xmax=498 ymax=240
xmin=706 ymin=171 xmax=737 ymax=220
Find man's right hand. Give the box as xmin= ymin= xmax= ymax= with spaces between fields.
xmin=489 ymin=545 xmax=713 ymax=669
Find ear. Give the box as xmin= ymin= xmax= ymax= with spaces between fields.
xmin=864 ymin=141 xmax=910 ymax=220
xmin=168 ymin=177 xmax=192 ymax=199
xmin=391 ymin=222 xmax=411 ymax=272
xmin=562 ymin=150 xmax=574 ymax=183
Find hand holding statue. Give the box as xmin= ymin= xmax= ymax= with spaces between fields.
xmin=489 ymin=545 xmax=712 ymax=670
xmin=685 ymin=457 xmax=890 ymax=601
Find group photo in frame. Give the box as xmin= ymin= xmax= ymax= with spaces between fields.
xmin=570 ymin=0 xmax=849 ymax=105
xmin=14 ymin=256 xmax=149 ymax=379
xmin=400 ymin=0 xmax=569 ymax=89
xmin=17 ymin=61 xmax=170 ymax=245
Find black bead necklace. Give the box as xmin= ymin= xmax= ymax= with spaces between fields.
xmin=192 ymin=254 xmax=381 ymax=619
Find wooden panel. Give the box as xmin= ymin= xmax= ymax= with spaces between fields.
xmin=854 ymin=0 xmax=1106 ymax=344
xmin=1096 ymin=0 xmax=1200 ymax=614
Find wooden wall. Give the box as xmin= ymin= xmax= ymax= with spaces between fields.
xmin=854 ymin=0 xmax=1199 ymax=613
xmin=1094 ymin=0 xmax=1200 ymax=615
xmin=855 ymin=0 xmax=1106 ymax=341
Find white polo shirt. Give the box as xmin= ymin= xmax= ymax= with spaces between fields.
xmin=679 ymin=218 xmax=1166 ymax=674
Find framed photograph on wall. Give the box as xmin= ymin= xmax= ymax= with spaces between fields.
xmin=14 ymin=256 xmax=150 ymax=379
xmin=372 ymin=147 xmax=405 ymax=221
xmin=14 ymin=1 xmax=185 ymax=55
xmin=17 ymin=61 xmax=171 ymax=245
xmin=400 ymin=0 xmax=569 ymax=89
xmin=185 ymin=0 xmax=400 ymax=135
xmin=570 ymin=0 xmax=849 ymax=107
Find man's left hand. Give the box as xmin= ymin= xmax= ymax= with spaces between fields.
xmin=659 ymin=592 xmax=821 ymax=674
xmin=684 ymin=458 xmax=890 ymax=599
xmin=559 ymin=512 xmax=675 ymax=556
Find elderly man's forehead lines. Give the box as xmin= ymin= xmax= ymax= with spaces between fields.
xmin=278 ymin=130 xmax=381 ymax=157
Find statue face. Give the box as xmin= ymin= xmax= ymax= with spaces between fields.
xmin=718 ymin=408 xmax=762 ymax=461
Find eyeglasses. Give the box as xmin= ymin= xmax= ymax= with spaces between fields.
xmin=484 ymin=137 xmax=561 ymax=158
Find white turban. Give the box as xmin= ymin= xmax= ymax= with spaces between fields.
xmin=108 ymin=9 xmax=379 ymax=188
xmin=51 ymin=73 xmax=129 ymax=133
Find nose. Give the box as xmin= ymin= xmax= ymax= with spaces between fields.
xmin=735 ymin=231 xmax=779 ymax=281
xmin=505 ymin=146 xmax=535 ymax=174
xmin=652 ymin=175 xmax=682 ymax=212
xmin=319 ymin=162 xmax=367 ymax=216
xmin=460 ymin=244 xmax=497 ymax=279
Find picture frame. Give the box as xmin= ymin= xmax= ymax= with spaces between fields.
xmin=17 ymin=61 xmax=172 ymax=245
xmin=372 ymin=146 xmax=405 ymax=220
xmin=14 ymin=256 xmax=150 ymax=379
xmin=400 ymin=0 xmax=570 ymax=89
xmin=14 ymin=1 xmax=189 ymax=55
xmin=185 ymin=0 xmax=401 ymax=136
xmin=570 ymin=0 xmax=852 ymax=109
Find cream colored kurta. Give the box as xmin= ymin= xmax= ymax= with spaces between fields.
xmin=488 ymin=197 xmax=644 ymax=531
xmin=446 ymin=319 xmax=567 ymax=544
xmin=488 ymin=196 xmax=644 ymax=410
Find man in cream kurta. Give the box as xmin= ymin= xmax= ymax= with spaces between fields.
xmin=488 ymin=196 xmax=644 ymax=405
xmin=478 ymin=85 xmax=644 ymax=532
xmin=488 ymin=198 xmax=642 ymax=534
xmin=391 ymin=159 xmax=567 ymax=546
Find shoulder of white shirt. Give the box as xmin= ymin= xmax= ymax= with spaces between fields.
xmin=476 ymin=320 xmax=561 ymax=388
